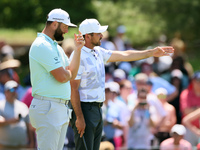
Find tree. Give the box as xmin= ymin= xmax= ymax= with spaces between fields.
xmin=93 ymin=0 xmax=200 ymax=49
xmin=0 ymin=0 xmax=96 ymax=29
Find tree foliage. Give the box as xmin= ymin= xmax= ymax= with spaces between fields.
xmin=154 ymin=0 xmax=200 ymax=47
xmin=93 ymin=0 xmax=200 ymax=48
xmin=93 ymin=0 xmax=166 ymax=47
xmin=0 ymin=0 xmax=96 ymax=29
xmin=0 ymin=0 xmax=200 ymax=48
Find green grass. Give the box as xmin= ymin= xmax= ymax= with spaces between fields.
xmin=0 ymin=28 xmax=37 ymax=45
xmin=0 ymin=28 xmax=79 ymax=46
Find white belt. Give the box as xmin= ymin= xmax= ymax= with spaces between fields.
xmin=34 ymin=94 xmax=69 ymax=105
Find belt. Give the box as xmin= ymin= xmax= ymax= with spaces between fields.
xmin=81 ymin=102 xmax=103 ymax=107
xmin=34 ymin=94 xmax=69 ymax=105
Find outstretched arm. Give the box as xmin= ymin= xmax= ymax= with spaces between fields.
xmin=107 ymin=46 xmax=174 ymax=63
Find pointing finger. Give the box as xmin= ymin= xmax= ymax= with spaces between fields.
xmin=162 ymin=46 xmax=174 ymax=53
xmin=79 ymin=31 xmax=82 ymax=36
xmin=74 ymin=33 xmax=77 ymax=40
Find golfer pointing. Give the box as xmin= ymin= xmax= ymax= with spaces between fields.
xmin=29 ymin=8 xmax=84 ymax=150
xmin=69 ymin=18 xmax=174 ymax=150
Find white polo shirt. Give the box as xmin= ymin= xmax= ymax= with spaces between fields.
xmin=70 ymin=46 xmax=112 ymax=102
xmin=29 ymin=33 xmax=71 ymax=100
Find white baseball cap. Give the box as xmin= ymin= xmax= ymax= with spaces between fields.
xmin=79 ymin=19 xmax=108 ymax=35
xmin=105 ymin=82 xmax=120 ymax=94
xmin=171 ymin=69 xmax=183 ymax=79
xmin=113 ymin=69 xmax=126 ymax=81
xmin=171 ymin=124 xmax=186 ymax=136
xmin=135 ymin=73 xmax=148 ymax=82
xmin=4 ymin=80 xmax=18 ymax=91
xmin=47 ymin=8 xmax=77 ymax=27
xmin=155 ymin=87 xmax=168 ymax=96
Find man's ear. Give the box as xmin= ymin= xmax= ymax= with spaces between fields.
xmin=85 ymin=34 xmax=91 ymax=41
xmin=51 ymin=21 xmax=59 ymax=30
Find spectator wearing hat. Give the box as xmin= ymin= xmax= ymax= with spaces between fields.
xmin=127 ymin=88 xmax=155 ymax=149
xmin=0 ymin=41 xmax=14 ymax=62
xmin=154 ymin=88 xmax=177 ymax=144
xmin=28 ymin=8 xmax=85 ymax=150
xmin=140 ymin=63 xmax=180 ymax=105
xmin=0 ymin=80 xmax=35 ymax=149
xmin=127 ymin=73 xmax=168 ymax=146
xmin=0 ymin=42 xmax=32 ymax=101
xmin=160 ymin=124 xmax=192 ymax=150
xmin=0 ymin=42 xmax=21 ymax=84
xmin=115 ymin=79 xmax=133 ymax=147
xmin=113 ymin=68 xmax=126 ymax=83
xmin=168 ymin=69 xmax=185 ymax=124
xmin=161 ymin=57 xmax=190 ymax=90
xmin=180 ymin=71 xmax=200 ymax=146
xmin=0 ymin=68 xmax=28 ymax=101
xmin=112 ymin=80 xmax=131 ymax=149
xmin=128 ymin=73 xmax=167 ymax=124
xmin=69 ymin=18 xmax=174 ymax=150
xmin=0 ymin=48 xmax=25 ymax=101
xmin=102 ymin=82 xmax=128 ymax=149
xmin=118 ymin=62 xmax=132 ymax=77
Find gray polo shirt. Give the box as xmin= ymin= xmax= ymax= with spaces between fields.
xmin=70 ymin=46 xmax=112 ymax=102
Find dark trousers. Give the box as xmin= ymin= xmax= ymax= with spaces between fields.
xmin=70 ymin=102 xmax=103 ymax=150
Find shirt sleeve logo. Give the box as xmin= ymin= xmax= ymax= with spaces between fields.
xmin=54 ymin=57 xmax=60 ymax=64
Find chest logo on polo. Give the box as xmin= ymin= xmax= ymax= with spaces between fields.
xmin=54 ymin=57 xmax=60 ymax=64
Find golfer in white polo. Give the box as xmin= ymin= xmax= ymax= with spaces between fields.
xmin=69 ymin=18 xmax=174 ymax=150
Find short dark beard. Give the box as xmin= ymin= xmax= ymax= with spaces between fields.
xmin=92 ymin=41 xmax=101 ymax=46
xmin=54 ymin=23 xmax=64 ymax=41
xmin=90 ymin=33 xmax=101 ymax=46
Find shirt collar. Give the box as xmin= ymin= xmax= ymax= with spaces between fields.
xmin=82 ymin=46 xmax=93 ymax=53
xmin=37 ymin=33 xmax=57 ymax=45
xmin=82 ymin=46 xmax=99 ymax=53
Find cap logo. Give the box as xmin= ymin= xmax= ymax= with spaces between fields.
xmin=52 ymin=18 xmax=64 ymax=21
